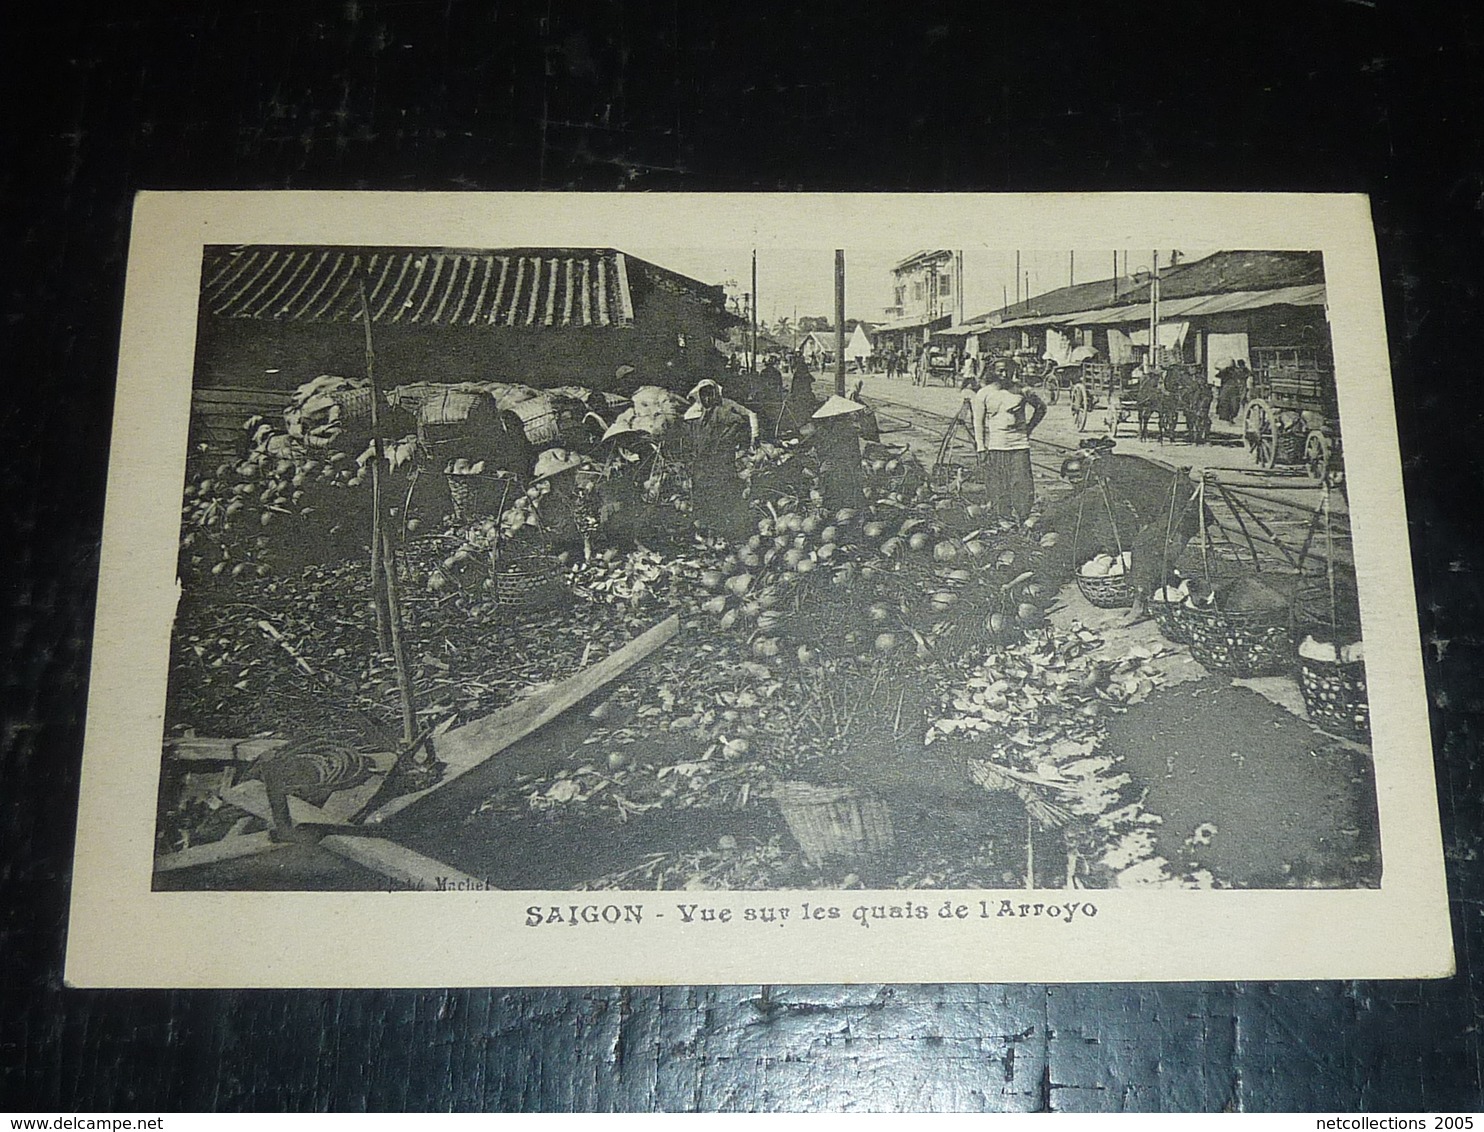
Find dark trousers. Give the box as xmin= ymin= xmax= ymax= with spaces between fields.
xmin=981 ymin=448 xmax=1035 ymax=522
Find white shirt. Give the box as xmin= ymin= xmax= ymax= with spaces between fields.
xmin=970 ymin=384 xmax=1033 ymax=452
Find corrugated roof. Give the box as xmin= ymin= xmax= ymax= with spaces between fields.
xmin=1060 ymin=284 xmax=1327 ymax=326
xmin=201 ymin=247 xmax=637 ymax=328
xmin=1146 ymin=250 xmax=1323 ymax=300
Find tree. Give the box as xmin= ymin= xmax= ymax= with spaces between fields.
xmin=798 ymin=315 xmax=833 ymax=334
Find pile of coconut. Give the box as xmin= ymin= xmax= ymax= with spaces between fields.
xmin=1298 ymin=636 xmax=1364 ymax=664
xmin=1078 ymin=550 xmax=1132 ymax=578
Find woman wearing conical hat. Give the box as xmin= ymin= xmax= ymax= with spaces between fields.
xmin=808 ymin=394 xmax=868 ymax=513
xmin=681 ymin=379 xmax=758 ymax=540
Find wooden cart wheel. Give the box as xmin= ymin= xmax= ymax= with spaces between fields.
xmin=1243 ymin=399 xmax=1277 ymax=467
xmin=1070 ymin=383 xmax=1090 ymax=431
xmin=1304 ymin=430 xmax=1331 ymax=483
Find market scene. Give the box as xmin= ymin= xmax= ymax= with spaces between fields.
xmin=155 ymin=245 xmax=1377 ymax=894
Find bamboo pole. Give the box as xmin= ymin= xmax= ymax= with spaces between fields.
xmin=358 ymin=283 xmax=391 ymax=653
xmin=381 ymin=528 xmax=418 ymax=745
xmin=358 ymin=281 xmax=418 ymax=745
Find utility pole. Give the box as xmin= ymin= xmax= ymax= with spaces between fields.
xmin=751 ymin=249 xmax=759 ymax=372
xmin=1069 ymin=250 xmax=1075 ymax=287
xmin=1149 ymin=250 xmax=1160 ymax=367
xmin=1015 ymin=250 xmax=1021 ymax=307
xmin=1112 ymin=251 xmax=1119 ymax=301
xmin=834 ymin=249 xmax=846 ymax=397
xmin=955 ymin=250 xmax=964 ymax=324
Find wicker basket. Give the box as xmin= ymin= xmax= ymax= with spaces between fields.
xmin=773 ymin=783 xmax=895 ymax=866
xmin=1184 ymin=606 xmax=1294 ymax=677
xmin=1149 ymin=596 xmax=1192 ymax=644
xmin=1298 ymin=655 xmax=1370 ymax=741
xmin=446 ymin=472 xmax=508 ymax=522
xmin=1273 ymin=428 xmax=1308 ymax=465
xmin=1075 ymin=570 xmax=1134 ymax=609
xmin=490 ymin=552 xmax=568 ymax=611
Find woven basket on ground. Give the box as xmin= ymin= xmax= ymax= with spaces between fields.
xmin=490 ymin=551 xmax=568 ymax=611
xmin=1075 ymin=571 xmax=1134 ymax=609
xmin=1184 ymin=606 xmax=1294 ymax=677
xmin=773 ymin=782 xmax=895 ymax=866
xmin=1149 ymin=596 xmax=1192 ymax=644
xmin=446 ymin=472 xmax=512 ymax=523
xmin=1298 ymin=655 xmax=1370 ymax=741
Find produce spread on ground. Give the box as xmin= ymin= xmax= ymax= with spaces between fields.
xmin=158 ymin=372 xmax=1379 ymax=892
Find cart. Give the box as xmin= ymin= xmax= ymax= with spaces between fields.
xmin=915 ymin=344 xmax=960 ymax=388
xmin=1068 ymin=362 xmax=1144 ymax=437
xmin=1240 ymin=351 xmax=1340 ymax=481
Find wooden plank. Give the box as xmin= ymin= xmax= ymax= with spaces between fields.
xmin=317 ymin=835 xmax=487 ymax=891
xmin=165 ymin=737 xmax=289 ymax=763
xmin=367 ymin=613 xmax=680 ymax=825
xmin=212 ymin=782 xmax=476 ymax=889
xmin=154 ymin=830 xmax=287 ymax=873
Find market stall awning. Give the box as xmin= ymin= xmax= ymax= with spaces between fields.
xmin=201 ymin=247 xmax=638 ymax=328
xmin=872 ymin=312 xmax=953 ymax=334
xmin=1059 ymin=284 xmax=1327 ymax=327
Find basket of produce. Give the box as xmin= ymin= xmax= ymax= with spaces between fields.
xmin=1182 ymin=577 xmax=1295 ymax=677
xmin=772 ymin=782 xmax=895 ymax=866
xmin=444 ymin=460 xmax=513 ymax=522
xmin=1075 ymin=551 xmax=1134 ymax=608
xmin=1297 ymin=636 xmax=1370 ymax=741
xmin=489 ymin=550 xmax=567 ymax=611
xmin=1148 ymin=582 xmax=1193 ymax=644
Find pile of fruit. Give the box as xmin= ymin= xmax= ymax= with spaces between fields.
xmin=179 ymin=422 xmax=419 ymax=585
xmin=685 ymin=497 xmax=1061 ymax=665
xmin=1078 ymin=551 xmax=1133 ymax=579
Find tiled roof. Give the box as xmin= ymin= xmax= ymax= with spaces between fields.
xmin=200 ymin=247 xmax=637 ymax=328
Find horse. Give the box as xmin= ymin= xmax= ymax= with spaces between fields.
xmin=1132 ymin=368 xmax=1166 ymax=440
xmin=1133 ymin=367 xmax=1212 ymax=444
xmin=1157 ymin=367 xmax=1213 ymax=445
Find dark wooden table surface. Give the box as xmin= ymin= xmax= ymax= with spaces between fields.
xmin=3 ymin=1 xmax=1482 ymax=1112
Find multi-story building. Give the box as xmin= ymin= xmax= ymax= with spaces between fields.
xmin=876 ymin=250 xmax=963 ymax=357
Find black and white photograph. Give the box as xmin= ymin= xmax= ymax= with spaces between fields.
xmin=65 ymin=193 xmax=1448 ymax=987
xmin=153 ymin=239 xmax=1379 ymax=897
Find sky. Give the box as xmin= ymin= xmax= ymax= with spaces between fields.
xmin=626 ymin=247 xmax=1207 ymax=326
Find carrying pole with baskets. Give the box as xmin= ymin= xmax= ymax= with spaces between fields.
xmin=1294 ymin=483 xmax=1370 ymax=740
xmin=1071 ymin=465 xmax=1134 ymax=608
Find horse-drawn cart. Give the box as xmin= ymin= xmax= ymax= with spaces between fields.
xmin=1240 ymin=354 xmax=1340 ymax=481
xmin=1068 ymin=362 xmax=1142 ymax=436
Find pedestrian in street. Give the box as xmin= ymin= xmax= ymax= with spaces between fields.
xmin=969 ymin=361 xmax=1047 ymax=522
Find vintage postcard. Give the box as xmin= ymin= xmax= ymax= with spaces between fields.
xmin=65 ymin=192 xmax=1452 ymax=986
